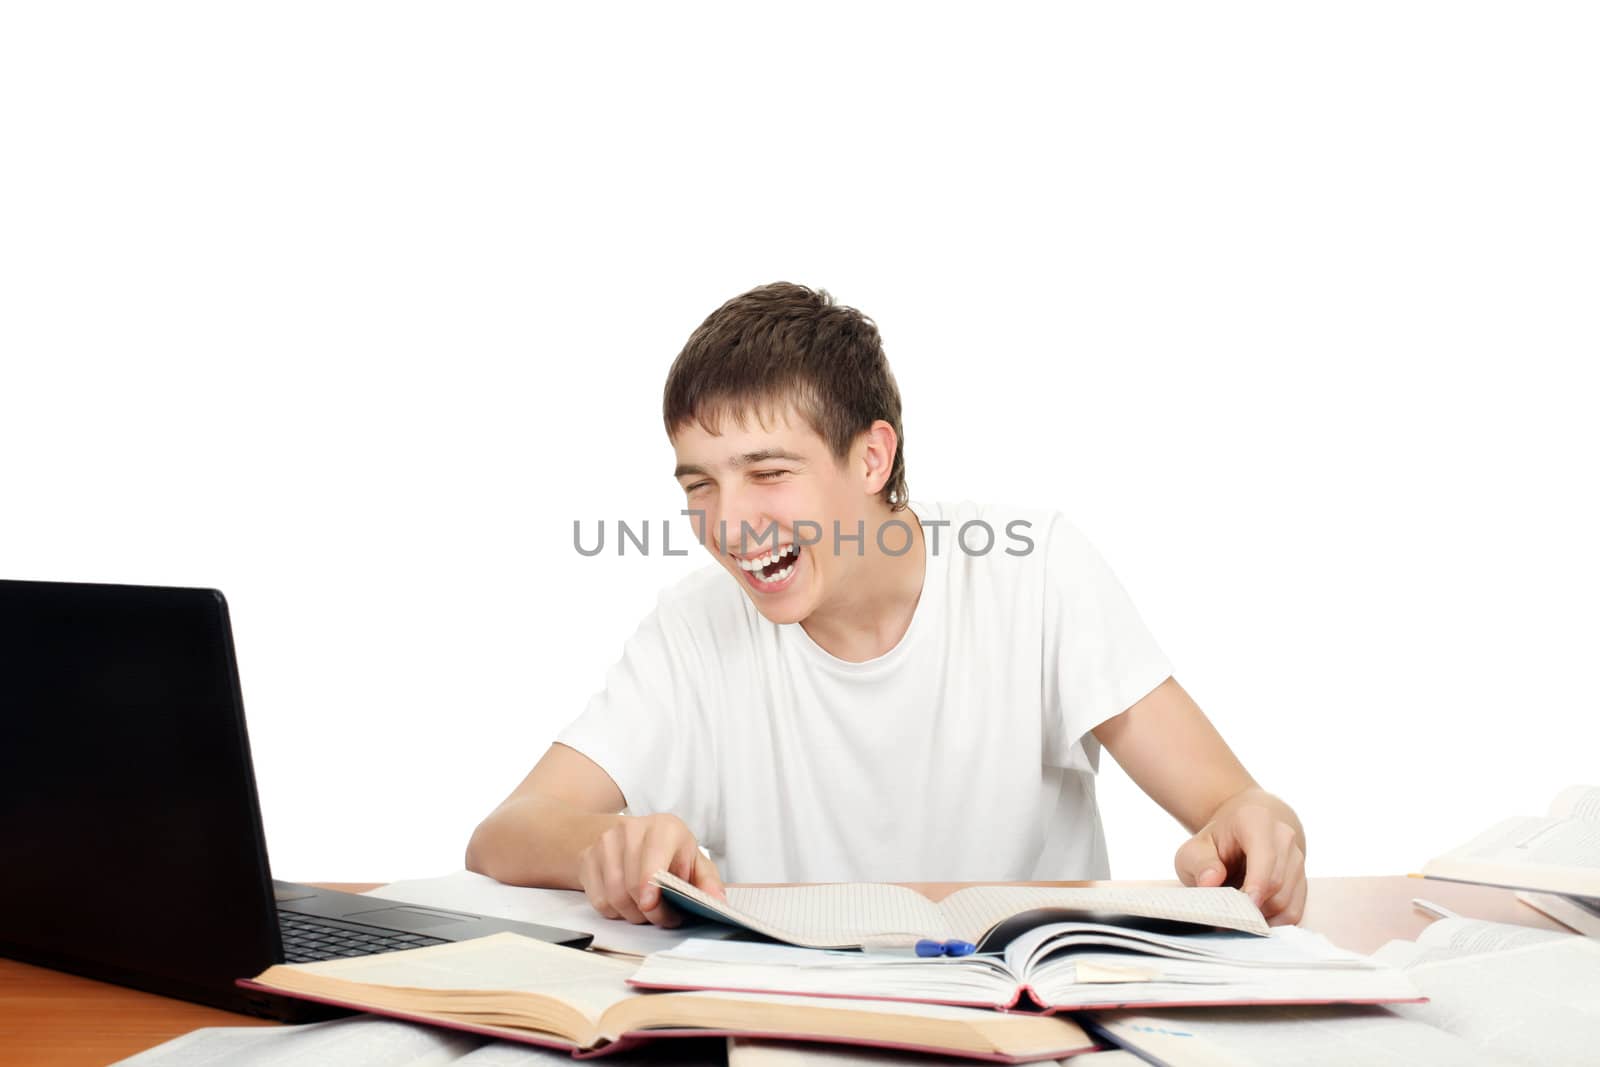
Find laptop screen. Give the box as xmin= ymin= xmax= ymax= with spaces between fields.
xmin=0 ymin=580 xmax=283 ymax=1010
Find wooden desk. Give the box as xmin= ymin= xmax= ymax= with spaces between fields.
xmin=0 ymin=877 xmax=1570 ymax=1066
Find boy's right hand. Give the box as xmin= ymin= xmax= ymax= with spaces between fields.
xmin=576 ymin=812 xmax=726 ymax=927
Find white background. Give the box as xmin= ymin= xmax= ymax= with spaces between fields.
xmin=3 ymin=3 xmax=1596 ymax=885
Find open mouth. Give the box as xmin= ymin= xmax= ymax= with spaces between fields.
xmin=734 ymin=542 xmax=801 ymax=590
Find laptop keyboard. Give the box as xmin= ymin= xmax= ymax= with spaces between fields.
xmin=277 ymin=910 xmax=449 ymax=963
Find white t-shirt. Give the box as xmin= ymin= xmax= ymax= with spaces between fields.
xmin=556 ymin=500 xmax=1174 ymax=884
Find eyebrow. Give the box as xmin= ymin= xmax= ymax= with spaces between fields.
xmin=673 ymin=449 xmax=806 ymax=480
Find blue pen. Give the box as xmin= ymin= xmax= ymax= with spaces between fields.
xmin=861 ymin=938 xmax=979 ymax=957
xmin=913 ymin=939 xmax=977 ymax=957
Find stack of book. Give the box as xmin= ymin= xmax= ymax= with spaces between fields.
xmin=240 ymin=873 xmax=1421 ymax=1062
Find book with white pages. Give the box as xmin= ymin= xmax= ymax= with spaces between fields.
xmin=1092 ymin=917 xmax=1600 ymax=1067
xmin=238 ymin=932 xmax=1097 ymax=1063
xmin=649 ymin=872 xmax=1270 ymax=952
xmin=1372 ymin=923 xmax=1600 ymax=1067
xmin=1421 ymin=783 xmax=1600 ymax=897
xmin=629 ymin=924 xmax=1422 ymax=1013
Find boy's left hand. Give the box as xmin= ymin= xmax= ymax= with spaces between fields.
xmin=1173 ymin=788 xmax=1307 ymax=925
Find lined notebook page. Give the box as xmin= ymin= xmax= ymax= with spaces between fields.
xmin=659 ymin=874 xmax=946 ymax=947
xmin=939 ymin=885 xmax=1269 ymax=940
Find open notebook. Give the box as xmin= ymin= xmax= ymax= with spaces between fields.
xmin=238 ymin=933 xmax=1096 ymax=1063
xmin=629 ymin=923 xmax=1420 ymax=1013
xmin=651 ymin=872 xmax=1269 ymax=950
xmin=1422 ymin=784 xmax=1600 ymax=897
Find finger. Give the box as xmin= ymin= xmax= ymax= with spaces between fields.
xmin=1236 ymin=813 xmax=1280 ymax=911
xmin=622 ymin=823 xmax=653 ymax=910
xmin=1265 ymin=823 xmax=1295 ymax=904
xmin=636 ymin=833 xmax=693 ymax=927
xmin=1264 ymin=845 xmax=1305 ymax=922
xmin=693 ymin=851 xmax=726 ymax=899
xmin=1174 ymin=833 xmax=1227 ymax=887
xmin=600 ymin=831 xmax=648 ymax=924
xmin=578 ymin=850 xmax=620 ymax=920
xmin=641 ymin=833 xmax=698 ymax=912
xmin=1270 ymin=866 xmax=1309 ymax=926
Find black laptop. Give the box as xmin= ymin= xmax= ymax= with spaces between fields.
xmin=0 ymin=579 xmax=591 ymax=1019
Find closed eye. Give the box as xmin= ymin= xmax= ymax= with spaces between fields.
xmin=683 ymin=481 xmax=711 ymax=494
xmin=752 ymin=470 xmax=789 ymax=481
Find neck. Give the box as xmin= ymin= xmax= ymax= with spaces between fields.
xmin=801 ymin=505 xmax=926 ymax=663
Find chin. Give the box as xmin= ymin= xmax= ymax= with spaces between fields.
xmin=729 ymin=578 xmax=813 ymax=624
xmin=745 ymin=593 xmax=811 ymax=626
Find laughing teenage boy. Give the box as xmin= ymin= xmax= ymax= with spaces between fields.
xmin=467 ymin=283 xmax=1307 ymax=928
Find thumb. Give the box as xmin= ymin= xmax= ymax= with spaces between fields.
xmin=1175 ymin=832 xmax=1227 ymax=888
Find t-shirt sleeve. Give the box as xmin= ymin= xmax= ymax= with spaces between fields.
xmin=554 ymin=598 xmax=720 ymax=847
xmin=1040 ymin=514 xmax=1175 ymax=773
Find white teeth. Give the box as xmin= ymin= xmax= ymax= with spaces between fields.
xmin=735 ymin=544 xmax=797 ymax=571
xmin=755 ymin=563 xmax=794 ymax=584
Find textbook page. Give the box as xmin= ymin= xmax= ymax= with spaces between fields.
xmin=937 ymin=885 xmax=1269 ymax=942
xmin=1548 ymin=785 xmax=1600 ymax=821
xmin=1385 ymin=938 xmax=1600 ymax=1067
xmin=656 ymin=873 xmax=1266 ymax=948
xmin=266 ymin=931 xmax=637 ymax=1023
xmin=1093 ymin=1007 xmax=1514 ymax=1067
xmin=1370 ymin=916 xmax=1571 ymax=969
xmin=718 ymin=882 xmax=950 ymax=945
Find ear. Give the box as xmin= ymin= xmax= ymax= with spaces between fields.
xmin=856 ymin=420 xmax=899 ymax=497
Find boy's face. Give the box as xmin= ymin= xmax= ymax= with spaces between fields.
xmin=671 ymin=407 xmax=875 ymax=625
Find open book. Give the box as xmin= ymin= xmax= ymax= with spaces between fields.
xmin=1421 ymin=783 xmax=1600 ymax=896
xmin=1092 ymin=917 xmax=1598 ymax=1067
xmin=651 ymin=872 xmax=1269 ymax=950
xmin=238 ymin=933 xmax=1096 ymax=1063
xmin=629 ymin=923 xmax=1420 ymax=1013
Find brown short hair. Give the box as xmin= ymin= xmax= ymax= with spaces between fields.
xmin=663 ymin=282 xmax=909 ymax=510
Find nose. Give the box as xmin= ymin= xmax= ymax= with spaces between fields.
xmin=714 ymin=486 xmax=780 ymax=558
